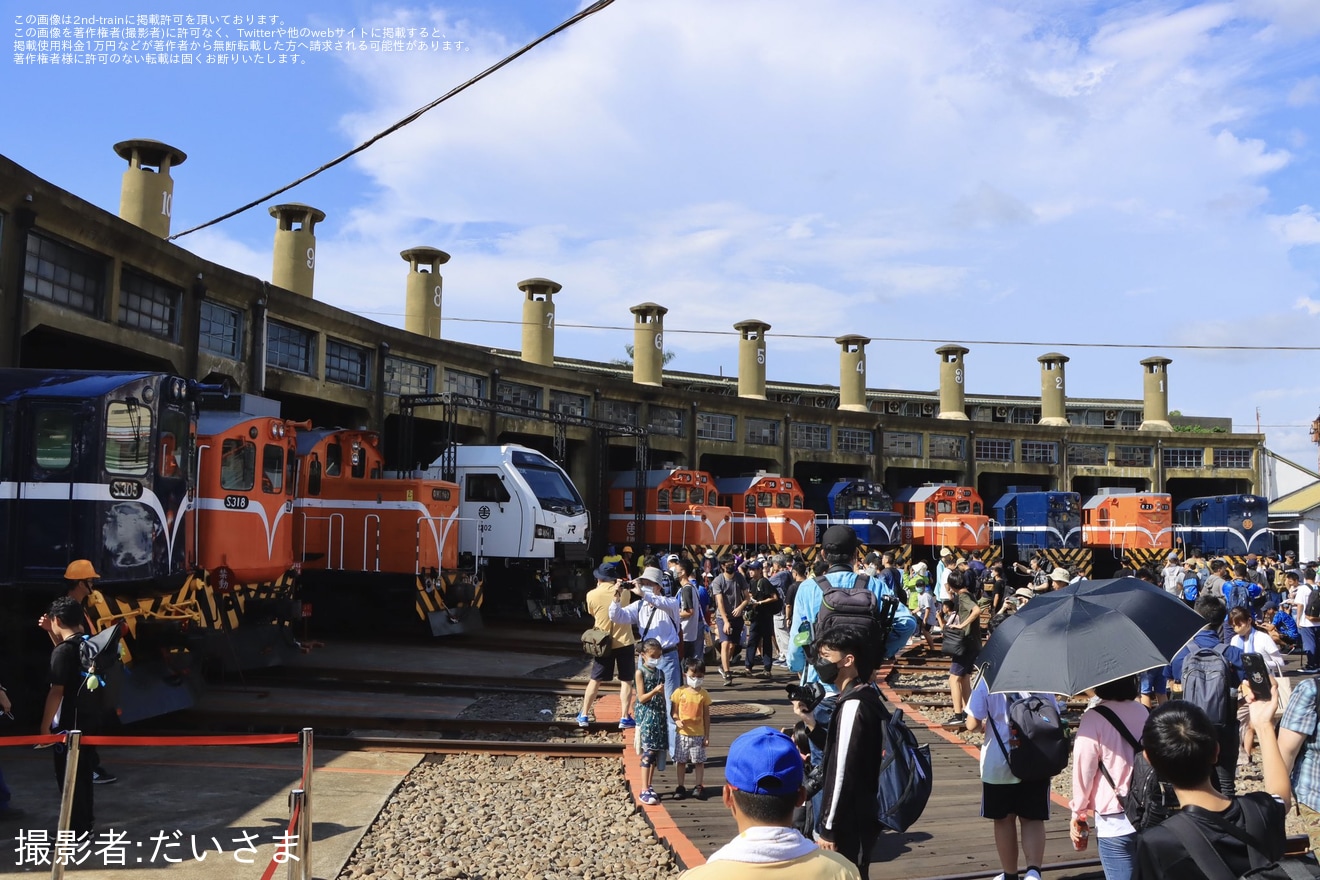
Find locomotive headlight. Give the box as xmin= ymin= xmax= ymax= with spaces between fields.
xmin=172 ymin=378 xmax=187 ymax=399
xmin=535 ymin=525 xmax=555 ymax=540
xmin=141 ymin=384 xmax=156 ymax=403
xmin=277 ymin=424 xmax=286 ymax=438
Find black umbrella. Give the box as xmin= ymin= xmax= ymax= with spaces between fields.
xmin=976 ymin=576 xmax=1207 ymax=696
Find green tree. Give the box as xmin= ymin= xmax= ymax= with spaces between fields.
xmin=612 ymin=343 xmax=677 ymax=367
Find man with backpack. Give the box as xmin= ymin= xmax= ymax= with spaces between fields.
xmin=944 ymin=570 xmax=985 ymax=729
xmin=966 ymin=677 xmax=1065 ymax=880
xmin=38 ymin=596 xmax=106 ymax=834
xmin=1170 ymin=595 xmax=1247 ymax=797
xmin=1299 ymin=566 xmax=1320 ymax=673
xmin=786 ymin=525 xmax=917 ymax=695
xmin=1132 ymin=693 xmax=1290 ymax=880
xmin=791 ymin=626 xmax=889 ymax=873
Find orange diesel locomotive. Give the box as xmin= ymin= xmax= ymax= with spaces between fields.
xmin=1082 ymin=488 xmax=1174 ymax=553
xmin=292 ymin=428 xmax=464 ymax=633
xmin=715 ymin=473 xmax=816 ymax=548
xmin=608 ymin=468 xmax=733 ymax=549
xmin=894 ymin=484 xmax=992 ymax=551
xmin=193 ymin=402 xmax=304 ymax=667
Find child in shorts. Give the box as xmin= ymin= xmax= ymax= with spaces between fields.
xmin=633 ymin=638 xmax=668 ymax=806
xmin=669 ymin=657 xmax=711 ymax=800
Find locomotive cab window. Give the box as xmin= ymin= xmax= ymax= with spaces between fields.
xmin=466 ymin=473 xmax=510 ymax=504
xmin=262 ymin=445 xmax=284 ymax=494
xmin=286 ymin=448 xmax=296 ymax=496
xmin=777 ymin=493 xmax=791 ymax=508
xmin=925 ymin=502 xmax=936 ymax=518
xmin=325 ymin=442 xmax=342 ymax=477
xmin=956 ymin=501 xmax=970 ymax=514
xmin=657 ymin=489 xmax=670 ymax=512
xmin=758 ymin=492 xmax=773 ymax=508
xmin=105 ymin=401 xmax=152 ymax=476
xmin=671 ymin=486 xmax=687 ymax=505
xmin=707 ymin=490 xmax=718 ymax=505
xmin=938 ymin=501 xmax=952 ymax=514
xmin=745 ymin=494 xmax=756 ymax=513
xmin=307 ymin=456 xmax=321 ymax=496
xmin=158 ymin=407 xmax=189 ymax=479
xmin=220 ymin=439 xmax=256 ymax=491
xmin=33 ymin=408 xmax=74 ymax=472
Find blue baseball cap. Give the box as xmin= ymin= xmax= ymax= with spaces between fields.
xmin=725 ymin=726 xmax=803 ymax=796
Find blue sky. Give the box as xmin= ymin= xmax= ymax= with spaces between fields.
xmin=7 ymin=1 xmax=1320 ymax=488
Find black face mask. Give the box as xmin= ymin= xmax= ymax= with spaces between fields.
xmin=814 ymin=657 xmax=841 ymax=685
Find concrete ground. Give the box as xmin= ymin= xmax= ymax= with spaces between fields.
xmin=0 ymin=742 xmax=419 ymax=877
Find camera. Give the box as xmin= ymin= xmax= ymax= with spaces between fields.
xmin=785 ymin=681 xmax=826 ymax=712
xmin=801 ymin=760 xmax=826 ymax=799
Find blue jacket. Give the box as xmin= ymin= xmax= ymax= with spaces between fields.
xmin=787 ymin=568 xmax=918 ymax=683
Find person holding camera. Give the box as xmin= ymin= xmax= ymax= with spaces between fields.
xmin=791 ymin=626 xmax=888 ymax=873
xmin=609 ymin=567 xmax=683 ymax=759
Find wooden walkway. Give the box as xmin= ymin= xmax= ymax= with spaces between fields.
xmin=602 ymin=663 xmax=1104 ymax=880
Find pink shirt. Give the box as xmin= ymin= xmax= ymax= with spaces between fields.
xmin=1069 ymin=699 xmax=1150 ymax=822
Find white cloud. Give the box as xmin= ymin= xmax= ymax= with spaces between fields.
xmin=1270 ymin=206 xmax=1320 ymax=246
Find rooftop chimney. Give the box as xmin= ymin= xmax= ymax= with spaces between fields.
xmin=519 ymin=277 xmax=561 ymax=367
xmin=734 ymin=319 xmax=771 ymax=400
xmin=401 ymin=247 xmax=450 ymax=339
xmin=630 ymin=302 xmax=668 ymax=386
xmin=269 ymin=203 xmax=325 ymax=298
xmin=1139 ymin=356 xmax=1173 ymax=432
xmin=114 ymin=139 xmax=186 ymax=238
xmin=1038 ymin=352 xmax=1069 ymax=427
xmin=836 ymin=335 xmax=870 ymax=412
xmin=936 ymin=344 xmax=969 ymax=420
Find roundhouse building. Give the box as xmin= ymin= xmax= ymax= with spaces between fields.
xmin=0 ymin=148 xmax=1263 ymax=560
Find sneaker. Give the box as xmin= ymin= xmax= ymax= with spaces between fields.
xmin=639 ymin=788 xmax=660 ymax=806
xmin=673 ymin=785 xmax=688 ymax=800
xmin=576 ymin=713 xmax=591 ymax=729
xmin=91 ymin=768 xmax=118 ymax=785
xmin=693 ymin=784 xmax=706 ymax=800
xmin=1025 ymin=868 xmax=1043 ymax=880
xmin=724 ymin=674 xmax=735 ymax=687
xmin=618 ymin=716 xmax=635 ymax=730
xmin=942 ymin=712 xmax=967 ymax=729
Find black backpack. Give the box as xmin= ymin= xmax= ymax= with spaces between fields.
xmin=814 ymin=574 xmax=898 ymax=664
xmin=1306 ymin=588 xmax=1320 ymax=622
xmin=991 ymin=694 xmax=1071 ymax=782
xmin=1181 ymin=644 xmax=1236 ymax=727
xmin=1163 ymin=795 xmax=1320 ymax=880
xmin=1092 ymin=705 xmax=1179 ymax=831
xmin=874 ymin=708 xmax=933 ymax=832
xmin=72 ymin=624 xmax=123 ymax=729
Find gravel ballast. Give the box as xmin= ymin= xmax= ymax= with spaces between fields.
xmin=337 ymin=754 xmax=681 ymax=880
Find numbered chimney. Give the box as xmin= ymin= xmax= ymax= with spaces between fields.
xmin=269 ymin=204 xmax=325 ymax=298
xmin=1139 ymin=356 xmax=1173 ymax=432
xmin=1038 ymin=352 xmax=1069 ymax=427
xmin=520 ymin=278 xmax=561 ymax=367
xmin=401 ymin=247 xmax=450 ymax=339
xmin=630 ymin=302 xmax=668 ymax=386
xmin=735 ymin=319 xmax=771 ymax=400
xmin=936 ymin=344 xmax=970 ymax=420
xmin=836 ymin=335 xmax=870 ymax=412
xmin=114 ymin=139 xmax=186 ymax=238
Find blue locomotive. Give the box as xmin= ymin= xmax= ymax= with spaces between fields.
xmin=1174 ymin=494 xmax=1275 ymax=557
xmin=814 ymin=479 xmax=903 ymax=548
xmin=0 ymin=370 xmax=205 ymax=722
xmin=991 ymin=487 xmax=1083 ymax=552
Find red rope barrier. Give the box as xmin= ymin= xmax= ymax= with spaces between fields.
xmin=81 ymin=734 xmax=300 ymax=746
xmin=258 ymin=798 xmax=302 ymax=880
xmin=0 ymin=735 xmax=63 ymax=746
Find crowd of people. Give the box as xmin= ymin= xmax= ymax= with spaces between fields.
xmin=587 ymin=539 xmax=1320 ymax=880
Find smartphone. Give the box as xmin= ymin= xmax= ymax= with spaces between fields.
xmin=1242 ymin=652 xmax=1273 ymax=701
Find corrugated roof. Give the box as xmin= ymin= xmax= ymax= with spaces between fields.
xmin=1270 ymin=481 xmax=1320 ymax=515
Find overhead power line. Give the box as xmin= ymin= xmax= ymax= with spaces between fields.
xmin=170 ymin=0 xmax=617 ymax=240
xmin=385 ymin=314 xmax=1320 ymax=353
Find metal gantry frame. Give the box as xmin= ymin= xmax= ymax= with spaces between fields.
xmin=396 ymin=392 xmax=650 ymax=553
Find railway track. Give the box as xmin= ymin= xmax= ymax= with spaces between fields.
xmin=319 ymin=734 xmax=623 ymax=758
xmin=243 ymin=667 xmax=589 ymax=697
